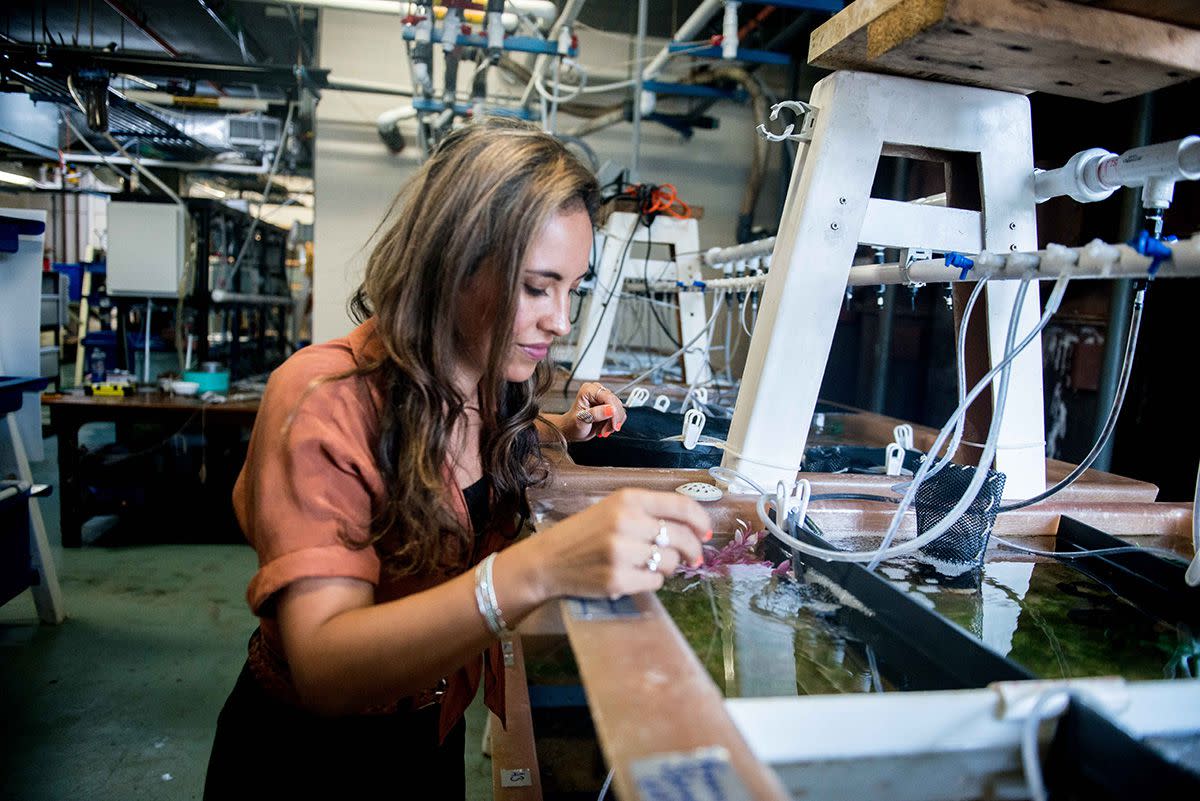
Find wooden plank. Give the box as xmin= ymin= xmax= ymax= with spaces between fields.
xmin=559 ymin=591 xmax=790 ymax=801
xmin=1067 ymin=0 xmax=1200 ymax=30
xmin=809 ymin=0 xmax=1200 ymax=102
xmin=491 ymin=635 xmax=543 ymax=801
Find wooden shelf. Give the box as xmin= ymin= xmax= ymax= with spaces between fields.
xmin=809 ymin=0 xmax=1200 ymax=103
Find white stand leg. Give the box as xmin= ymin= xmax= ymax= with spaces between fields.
xmin=569 ymin=212 xmax=712 ymax=387
xmin=3 ymin=410 xmax=65 ymax=624
xmin=724 ymin=71 xmax=1045 ymax=498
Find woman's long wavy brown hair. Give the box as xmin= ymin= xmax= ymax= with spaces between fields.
xmin=346 ymin=118 xmax=599 ymax=575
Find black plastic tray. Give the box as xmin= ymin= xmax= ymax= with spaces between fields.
xmin=1056 ymin=516 xmax=1200 ymax=628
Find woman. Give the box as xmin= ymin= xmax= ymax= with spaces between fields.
xmin=204 ymin=119 xmax=710 ymax=798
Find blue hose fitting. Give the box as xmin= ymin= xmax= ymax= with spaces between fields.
xmin=1129 ymin=230 xmax=1173 ymax=278
xmin=944 ymin=251 xmax=974 ymax=281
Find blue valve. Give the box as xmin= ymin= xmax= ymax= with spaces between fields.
xmin=1129 ymin=230 xmax=1173 ymax=278
xmin=944 ymin=251 xmax=974 ymax=281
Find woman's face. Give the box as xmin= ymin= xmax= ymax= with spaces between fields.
xmin=459 ymin=206 xmax=593 ymax=385
xmin=505 ymin=205 xmax=594 ymax=382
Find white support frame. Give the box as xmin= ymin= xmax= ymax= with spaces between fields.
xmin=723 ymin=70 xmax=1047 ymax=499
xmin=0 ymin=208 xmax=64 ymax=624
xmin=569 ymin=211 xmax=711 ymax=386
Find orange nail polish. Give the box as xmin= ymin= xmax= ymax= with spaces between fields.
xmin=599 ymin=430 xmax=610 ymax=439
xmin=704 ymin=530 xmax=713 ymax=542
xmin=602 ymin=404 xmax=615 ymax=417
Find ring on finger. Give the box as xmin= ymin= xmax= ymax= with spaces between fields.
xmin=645 ymin=544 xmax=663 ymax=573
xmin=654 ymin=519 xmax=670 ymax=549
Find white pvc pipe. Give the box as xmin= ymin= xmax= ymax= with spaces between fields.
xmin=211 ymin=290 xmax=293 ymax=306
xmin=250 ymin=0 xmax=520 ymax=30
xmin=65 ymin=153 xmax=271 ymax=175
xmin=123 ymin=90 xmax=272 ymax=112
xmin=638 ymin=235 xmax=1200 ymax=294
xmin=703 ymin=236 xmax=776 ymax=267
xmin=640 ymin=0 xmax=724 ymax=82
xmin=846 ymin=236 xmax=1200 ymax=284
xmin=1035 ymin=136 xmax=1200 ymax=207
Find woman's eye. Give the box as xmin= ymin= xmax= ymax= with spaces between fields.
xmin=523 ymin=284 xmax=550 ymax=297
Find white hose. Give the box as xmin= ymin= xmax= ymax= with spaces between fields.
xmin=923 ymin=274 xmax=990 ymax=482
xmin=734 ymin=273 xmax=1068 ymax=565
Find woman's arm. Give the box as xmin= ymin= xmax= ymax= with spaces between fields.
xmin=276 ymin=488 xmax=709 ymax=715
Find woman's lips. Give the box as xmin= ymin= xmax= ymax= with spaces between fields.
xmin=519 ymin=343 xmax=550 ymax=360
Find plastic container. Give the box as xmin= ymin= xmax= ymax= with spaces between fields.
xmin=182 ymin=370 xmax=230 ymax=395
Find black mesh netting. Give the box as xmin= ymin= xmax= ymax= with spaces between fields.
xmin=801 ymin=445 xmax=924 ymax=475
xmin=913 ymin=463 xmax=1007 ymax=575
xmin=567 ymin=406 xmax=731 ymax=469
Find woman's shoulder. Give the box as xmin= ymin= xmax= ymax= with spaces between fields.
xmin=262 ymin=322 xmax=381 ymax=423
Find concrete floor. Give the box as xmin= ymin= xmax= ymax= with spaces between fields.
xmin=0 ymin=425 xmax=493 ymax=800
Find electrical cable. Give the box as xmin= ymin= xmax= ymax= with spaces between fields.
xmin=642 ymin=237 xmax=682 ymax=347
xmin=597 ymin=768 xmax=615 ymax=801
xmin=67 ymin=75 xmax=186 ymax=208
xmin=863 ymin=272 xmax=1043 ymax=571
xmin=998 ymin=285 xmax=1145 ymax=511
xmin=58 ymin=107 xmax=134 ymax=185
xmin=991 ymin=535 xmax=1187 ymax=564
xmin=922 ymin=274 xmax=991 ymax=482
xmin=562 ymin=223 xmax=639 ymax=394
xmin=612 ymin=291 xmax=725 ymax=397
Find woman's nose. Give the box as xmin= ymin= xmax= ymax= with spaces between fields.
xmin=544 ymin=297 xmax=571 ymax=337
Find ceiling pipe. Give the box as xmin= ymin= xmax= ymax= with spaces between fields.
xmin=63 ymin=152 xmax=272 ymax=174
xmin=244 ymin=0 xmax=526 ymax=30
xmin=517 ymin=0 xmax=586 ymax=108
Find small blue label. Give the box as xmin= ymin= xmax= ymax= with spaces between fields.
xmin=629 ymin=747 xmax=753 ymax=801
xmin=566 ymin=596 xmax=642 ymax=620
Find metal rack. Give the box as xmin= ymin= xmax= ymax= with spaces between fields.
xmin=187 ymin=199 xmax=292 ymax=380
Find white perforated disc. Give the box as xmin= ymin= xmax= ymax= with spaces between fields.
xmin=675 ymin=482 xmax=724 ymax=502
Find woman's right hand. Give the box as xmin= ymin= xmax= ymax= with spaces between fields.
xmin=522 ymin=488 xmax=712 ymax=601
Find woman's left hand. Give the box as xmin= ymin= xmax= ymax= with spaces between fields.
xmin=555 ymin=381 xmax=627 ymax=442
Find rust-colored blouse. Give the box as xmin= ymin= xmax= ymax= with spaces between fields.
xmin=233 ymin=318 xmax=512 ymax=742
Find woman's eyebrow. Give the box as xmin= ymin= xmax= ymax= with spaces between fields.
xmin=526 ymin=269 xmax=564 ymax=281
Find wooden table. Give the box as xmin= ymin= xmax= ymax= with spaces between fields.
xmin=42 ymin=392 xmax=260 ymax=547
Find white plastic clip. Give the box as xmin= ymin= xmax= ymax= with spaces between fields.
xmin=682 ymin=409 xmax=706 ymax=451
xmin=885 ymin=442 xmax=905 ymax=477
xmin=756 ymin=100 xmax=816 ymax=143
xmin=694 ymin=386 xmax=709 ymax=406
xmin=775 ymin=479 xmax=812 ymax=529
xmin=627 ymin=387 xmax=650 ymax=408
xmin=793 ymin=479 xmax=811 ymax=531
xmin=653 ymin=394 xmax=671 ymax=412
xmin=893 ymin=424 xmax=914 ymax=451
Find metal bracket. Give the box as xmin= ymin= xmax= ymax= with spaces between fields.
xmin=756 ymin=100 xmax=816 ymax=143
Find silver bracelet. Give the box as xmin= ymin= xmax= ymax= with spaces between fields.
xmin=473 ymin=553 xmax=512 ymax=638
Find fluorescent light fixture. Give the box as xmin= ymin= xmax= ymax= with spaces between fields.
xmin=0 ymin=169 xmax=36 ymax=187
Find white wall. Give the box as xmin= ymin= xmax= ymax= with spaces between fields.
xmin=312 ymin=12 xmax=792 ymax=342
xmin=313 ymin=9 xmax=423 ymax=342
